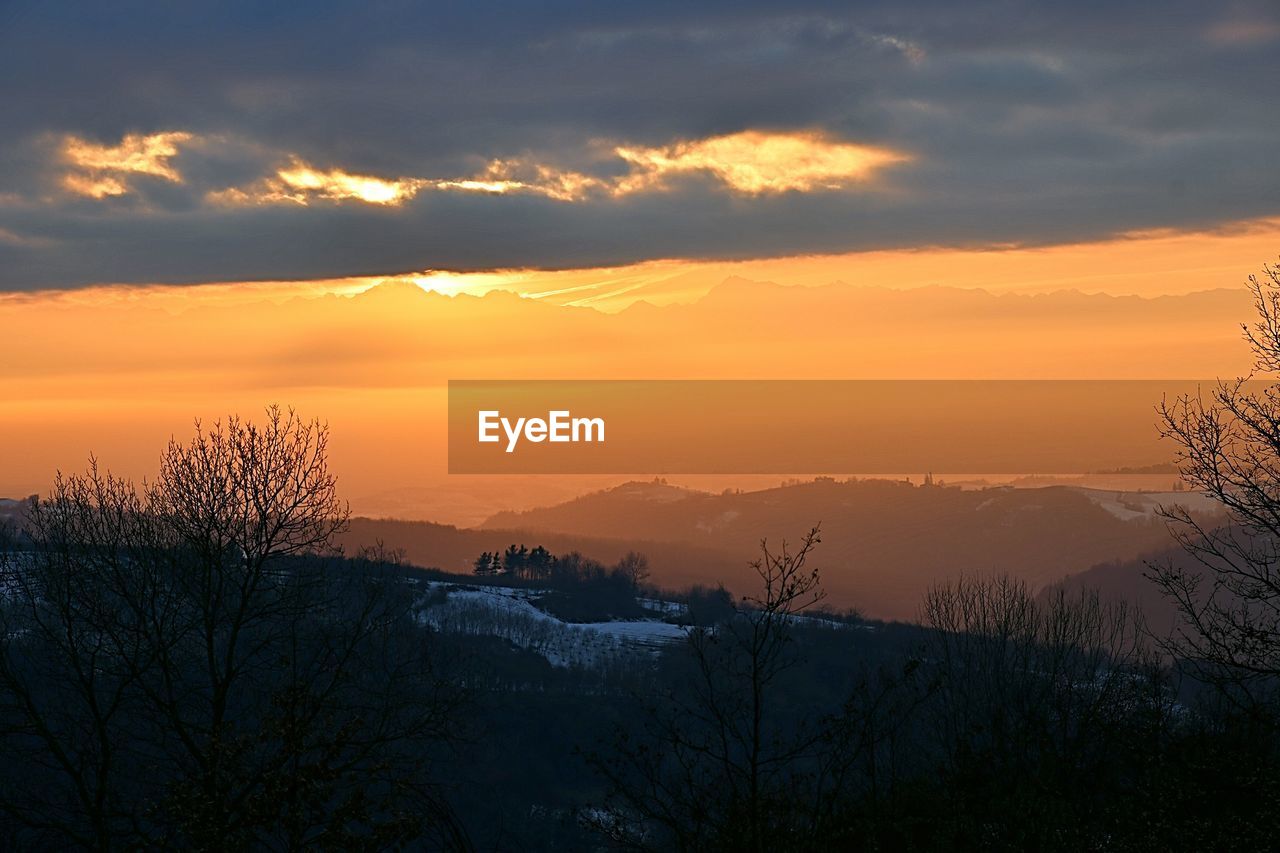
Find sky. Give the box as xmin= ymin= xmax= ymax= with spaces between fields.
xmin=2 ymin=0 xmax=1279 ymax=519
xmin=1 ymin=0 xmax=1278 ymax=290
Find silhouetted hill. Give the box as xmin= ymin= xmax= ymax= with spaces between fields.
xmin=1045 ymin=544 xmax=1184 ymax=637
xmin=340 ymin=517 xmax=755 ymax=594
xmin=478 ymin=479 xmax=1199 ymax=619
xmin=1049 ymin=521 xmax=1243 ymax=639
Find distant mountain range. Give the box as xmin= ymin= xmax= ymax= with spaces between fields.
xmin=1 ymin=276 xmax=1259 ymax=513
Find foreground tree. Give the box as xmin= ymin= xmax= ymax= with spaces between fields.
xmin=588 ymin=528 xmax=824 ymax=851
xmin=589 ymin=526 xmax=925 ymax=851
xmin=920 ymin=575 xmax=1166 ymax=847
xmin=1155 ymin=260 xmax=1280 ymax=712
xmin=0 ymin=407 xmax=468 ymax=850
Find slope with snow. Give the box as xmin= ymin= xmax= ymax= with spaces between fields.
xmin=416 ymin=581 xmax=690 ymax=668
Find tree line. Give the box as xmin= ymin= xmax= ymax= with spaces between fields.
xmin=474 ymin=545 xmax=649 ymax=587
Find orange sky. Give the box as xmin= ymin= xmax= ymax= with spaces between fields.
xmin=1 ymin=217 xmax=1276 ymax=522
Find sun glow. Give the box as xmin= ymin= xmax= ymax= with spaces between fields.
xmin=407 ymin=270 xmax=526 ymax=297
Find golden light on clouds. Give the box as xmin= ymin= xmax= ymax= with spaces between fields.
xmin=207 ymin=157 xmax=593 ymax=206
xmin=204 ymin=129 xmax=911 ymax=207
xmin=613 ymin=130 xmax=910 ymax=195
xmin=61 ymin=173 xmax=129 ymax=199
xmin=434 ymin=159 xmax=604 ymax=202
xmin=276 ymin=162 xmax=420 ymax=204
xmin=209 ymin=160 xmax=427 ymax=206
xmin=60 ymin=131 xmax=193 ymax=197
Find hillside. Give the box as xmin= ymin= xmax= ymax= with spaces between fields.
xmin=340 ymin=516 xmax=758 ymax=596
xmin=472 ymin=478 xmax=1202 ymax=619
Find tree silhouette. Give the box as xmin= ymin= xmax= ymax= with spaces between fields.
xmin=1155 ymin=260 xmax=1280 ymax=713
xmin=588 ymin=527 xmax=853 ymax=851
xmin=0 ymin=407 xmax=469 ymax=850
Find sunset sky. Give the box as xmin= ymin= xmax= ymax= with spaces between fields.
xmin=2 ymin=1 xmax=1279 ymax=519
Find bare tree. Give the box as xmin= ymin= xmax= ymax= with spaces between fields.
xmin=1155 ymin=260 xmax=1280 ymax=709
xmin=924 ymin=575 xmax=1159 ymax=768
xmin=590 ymin=527 xmax=866 ymax=852
xmin=0 ymin=463 xmax=162 ymax=850
xmin=615 ymin=552 xmax=651 ymax=589
xmin=917 ymin=575 xmax=1170 ymax=846
xmin=0 ymin=408 xmax=469 ymax=850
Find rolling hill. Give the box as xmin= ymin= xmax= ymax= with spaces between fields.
xmin=468 ymin=478 xmax=1208 ymax=619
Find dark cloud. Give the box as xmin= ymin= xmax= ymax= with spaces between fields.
xmin=0 ymin=0 xmax=1277 ymax=289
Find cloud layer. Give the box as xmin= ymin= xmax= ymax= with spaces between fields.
xmin=0 ymin=0 xmax=1277 ymax=289
xmin=156 ymin=129 xmax=909 ymax=208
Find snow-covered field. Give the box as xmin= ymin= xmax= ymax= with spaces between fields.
xmin=1068 ymin=487 xmax=1223 ymax=521
xmin=416 ymin=581 xmax=690 ymax=668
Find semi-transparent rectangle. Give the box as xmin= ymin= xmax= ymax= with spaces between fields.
xmin=447 ymin=379 xmax=1237 ymax=474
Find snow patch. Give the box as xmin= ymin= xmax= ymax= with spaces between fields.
xmin=417 ymin=581 xmax=689 ymax=668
